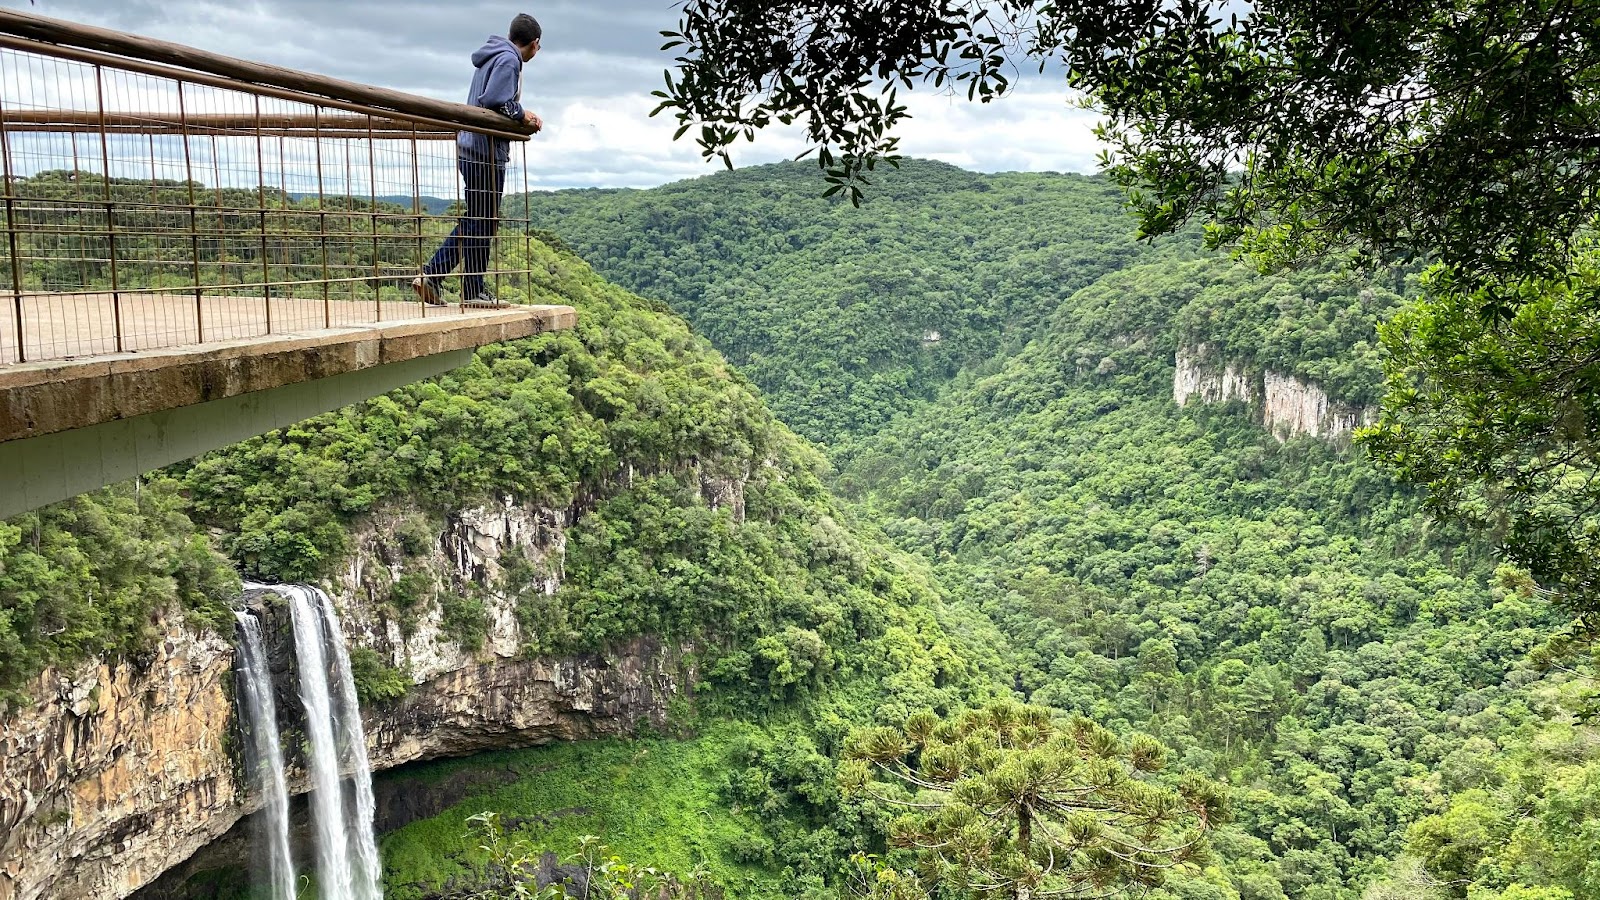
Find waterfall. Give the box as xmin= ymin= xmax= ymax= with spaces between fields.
xmin=234 ymin=612 xmax=298 ymax=900
xmin=285 ymin=584 xmax=385 ymax=900
xmin=238 ymin=583 xmax=384 ymax=900
xmin=308 ymin=586 xmax=383 ymax=899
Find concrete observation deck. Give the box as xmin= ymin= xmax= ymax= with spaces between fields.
xmin=0 ymin=7 xmax=571 ymax=519
xmin=0 ymin=298 xmax=576 ymax=519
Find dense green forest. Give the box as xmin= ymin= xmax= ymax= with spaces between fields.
xmin=0 ymin=177 xmax=1011 ymax=899
xmin=510 ymin=161 xmax=1598 ymax=900
xmin=3 ymin=159 xmax=1596 ymax=900
xmin=510 ymin=164 xmax=1148 ymax=451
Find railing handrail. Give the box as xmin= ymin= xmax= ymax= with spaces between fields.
xmin=0 ymin=9 xmax=535 ymax=142
xmin=0 ymin=108 xmax=456 ymax=139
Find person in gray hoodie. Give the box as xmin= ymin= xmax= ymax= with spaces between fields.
xmin=414 ymin=13 xmax=543 ymax=308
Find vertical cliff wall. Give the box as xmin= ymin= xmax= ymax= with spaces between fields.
xmin=1173 ymin=344 xmax=1374 ymax=440
xmin=0 ymin=627 xmax=238 ymax=900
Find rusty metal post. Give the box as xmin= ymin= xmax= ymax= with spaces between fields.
xmin=275 ymin=131 xmax=287 ymax=309
xmin=254 ymin=94 xmax=271 ymax=334
xmin=0 ymin=18 xmax=538 ymax=142
xmin=177 ymin=81 xmax=203 ymax=343
xmin=522 ymin=144 xmax=532 ymax=301
xmin=209 ymin=134 xmax=226 ymax=300
xmin=410 ymin=120 xmax=423 ymax=314
xmin=70 ymin=131 xmax=86 ymax=292
xmin=343 ymin=137 xmax=354 ymax=308
xmin=93 ymin=64 xmax=123 ymax=352
xmin=0 ymin=91 xmax=26 ymax=363
xmin=314 ymin=106 xmax=329 ymax=327
xmin=366 ymin=115 xmax=379 ymax=322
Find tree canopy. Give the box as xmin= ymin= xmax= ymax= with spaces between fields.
xmin=657 ymin=0 xmax=1600 ymax=304
xmin=517 ymin=158 xmax=1600 ymax=897
xmin=843 ymin=702 xmax=1225 ymax=900
xmin=1364 ymin=264 xmax=1600 ymax=623
xmin=15 ymin=159 xmax=1600 ymax=900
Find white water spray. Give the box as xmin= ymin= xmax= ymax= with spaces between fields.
xmin=239 ymin=583 xmax=383 ymax=900
xmin=310 ymin=587 xmax=383 ymax=899
xmin=234 ymin=611 xmax=298 ymax=900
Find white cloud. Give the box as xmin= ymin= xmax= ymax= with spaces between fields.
xmin=2 ymin=0 xmax=1111 ymax=189
xmin=894 ymin=86 xmax=1103 ymax=175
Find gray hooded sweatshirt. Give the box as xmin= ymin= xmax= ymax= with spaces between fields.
xmin=457 ymin=35 xmax=526 ymax=165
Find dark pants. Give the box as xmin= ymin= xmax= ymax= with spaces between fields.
xmin=423 ymin=156 xmax=506 ymax=298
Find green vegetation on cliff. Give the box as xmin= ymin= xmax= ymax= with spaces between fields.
xmin=0 ymin=169 xmax=1016 ymax=898
xmin=0 ymin=480 xmax=238 ymax=700
xmin=176 ymin=225 xmax=999 ymax=718
xmin=0 ymin=172 xmax=996 ymax=718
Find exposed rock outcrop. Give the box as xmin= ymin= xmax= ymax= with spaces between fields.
xmin=0 ymin=627 xmax=237 ymax=900
xmin=1172 ymin=349 xmax=1252 ymax=407
xmin=0 ymin=498 xmax=694 ymax=900
xmin=1173 ymin=344 xmax=1374 ymax=440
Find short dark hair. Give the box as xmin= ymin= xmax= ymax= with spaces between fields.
xmin=509 ymin=13 xmax=541 ymax=47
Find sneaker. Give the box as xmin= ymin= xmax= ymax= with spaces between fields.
xmin=460 ymin=290 xmax=505 ymax=309
xmin=412 ymin=275 xmax=445 ymax=306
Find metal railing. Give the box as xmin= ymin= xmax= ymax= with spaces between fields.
xmin=0 ymin=9 xmax=545 ymax=364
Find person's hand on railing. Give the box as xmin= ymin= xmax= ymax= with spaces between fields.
xmin=524 ymin=110 xmax=543 ymax=134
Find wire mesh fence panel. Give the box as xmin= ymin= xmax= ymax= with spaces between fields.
xmin=0 ymin=22 xmax=540 ymax=365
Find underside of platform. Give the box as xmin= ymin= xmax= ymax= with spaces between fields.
xmin=0 ymin=303 xmax=576 ymax=518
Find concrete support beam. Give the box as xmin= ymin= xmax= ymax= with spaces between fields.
xmin=0 ymin=303 xmax=576 ymax=518
xmin=0 ymin=350 xmax=468 ymax=518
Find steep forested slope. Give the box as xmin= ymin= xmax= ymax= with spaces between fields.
xmin=516 ymin=161 xmax=1148 ymax=450
xmin=2 ymin=201 xmax=992 ymax=710
xmin=840 ymin=257 xmax=1570 ymax=898
xmin=525 ymin=163 xmax=1597 ymax=900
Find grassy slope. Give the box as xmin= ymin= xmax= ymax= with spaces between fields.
xmin=382 ymin=726 xmax=787 ymax=900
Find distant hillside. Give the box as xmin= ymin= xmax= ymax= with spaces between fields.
xmin=513 ymin=160 xmax=1156 ymax=451
xmin=521 ymin=161 xmax=1591 ymax=900
xmin=290 ymin=192 xmax=453 ymax=214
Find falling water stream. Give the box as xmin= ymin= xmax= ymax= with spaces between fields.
xmin=233 ymin=612 xmax=297 ymax=900
xmin=237 ymin=583 xmax=384 ymax=900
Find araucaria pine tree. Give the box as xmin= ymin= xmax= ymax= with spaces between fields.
xmin=842 ymin=701 xmax=1227 ymax=900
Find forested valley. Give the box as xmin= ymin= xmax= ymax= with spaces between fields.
xmin=2 ymin=158 xmax=1594 ymax=900
xmin=512 ymin=160 xmax=1598 ymax=900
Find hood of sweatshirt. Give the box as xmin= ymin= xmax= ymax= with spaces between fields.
xmin=458 ymin=35 xmax=524 ymax=164
xmin=472 ymin=35 xmax=520 ymax=69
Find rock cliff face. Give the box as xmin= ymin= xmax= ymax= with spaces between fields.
xmin=1173 ymin=344 xmax=1373 ymax=440
xmin=0 ymin=626 xmax=238 ymax=900
xmin=0 ymin=498 xmax=695 ymax=900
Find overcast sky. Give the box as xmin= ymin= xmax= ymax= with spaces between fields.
xmin=1 ymin=0 xmax=1107 ymax=191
